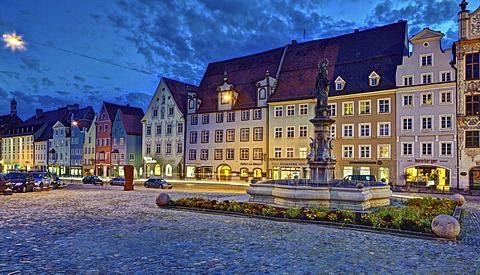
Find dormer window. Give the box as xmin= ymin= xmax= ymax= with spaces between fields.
xmin=369 ymin=71 xmax=380 ymax=87
xmin=188 ymin=99 xmax=195 ymax=109
xmin=334 ymin=76 xmax=346 ymax=91
xmin=221 ymin=92 xmax=232 ymax=104
xmin=259 ymin=88 xmax=267 ymax=100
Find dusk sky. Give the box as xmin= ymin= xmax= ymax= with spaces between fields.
xmin=1 ymin=0 xmax=478 ymax=119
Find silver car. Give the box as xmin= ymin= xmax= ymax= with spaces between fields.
xmin=30 ymin=171 xmax=53 ymax=188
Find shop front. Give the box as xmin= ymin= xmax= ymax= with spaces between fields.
xmin=270 ymin=161 xmax=309 ymax=180
xmin=339 ymin=160 xmax=393 ymax=183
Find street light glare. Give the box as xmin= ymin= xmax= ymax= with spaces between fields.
xmin=2 ymin=32 xmax=26 ymax=52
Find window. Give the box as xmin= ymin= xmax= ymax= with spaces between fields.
xmin=378 ymin=122 xmax=390 ymax=137
xmin=421 ymin=93 xmax=433 ymax=105
xmin=259 ymin=88 xmax=267 ymax=100
xmin=98 ymin=125 xmax=103 ymax=132
xmin=299 ymin=104 xmax=308 ymax=115
xmin=215 ymin=130 xmax=224 ymax=143
xmin=466 ymin=131 xmax=480 ymax=148
xmin=177 ymin=123 xmax=183 ymax=133
xmin=440 ymin=91 xmax=452 ymax=104
xmin=359 ymin=123 xmax=371 ymax=137
xmin=200 ymin=149 xmax=208 ymax=160
xmin=226 ymin=149 xmax=234 ymax=160
xmin=369 ymin=72 xmax=380 ymax=86
xmin=440 ymin=115 xmax=453 ymax=130
xmin=342 ymin=145 xmax=353 ymax=158
xmin=403 ymin=75 xmax=413 ymax=86
xmin=190 ymin=131 xmax=197 ymax=144
xmin=156 ymin=143 xmax=161 ymax=154
xmin=421 ymin=142 xmax=433 ymax=156
xmin=440 ymin=142 xmax=453 ymax=157
xmin=226 ymin=129 xmax=235 ymax=142
xmin=286 ymin=147 xmax=294 ymax=158
xmin=189 ymin=99 xmax=195 ymax=109
xmin=466 ymin=53 xmax=479 ymax=80
xmin=274 ymin=148 xmax=282 ymax=158
xmin=359 ymin=100 xmax=371 ymax=115
xmin=168 ymin=106 xmax=174 ymax=116
xmin=191 ymin=115 xmax=198 ymax=125
xmin=146 ymin=144 xmax=151 ymax=154
xmin=359 ymin=145 xmax=371 ymax=158
xmin=227 ymin=112 xmax=235 ymax=122
xmin=328 ymin=103 xmax=336 ymax=116
xmin=240 ymin=128 xmax=249 ymax=141
xmin=342 ymin=102 xmax=353 ymax=116
xmin=421 ymin=54 xmax=433 ymax=66
xmin=201 ymin=131 xmax=209 ymax=143
xmin=253 ymin=127 xmax=263 ymax=141
xmin=241 ymin=110 xmax=250 ymax=121
xmin=221 ymin=92 xmax=231 ymax=104
xmin=403 ymin=95 xmax=413 ymax=107
xmin=466 ymin=95 xmax=480 ymax=116
xmin=421 ymin=116 xmax=433 ymax=130
xmin=166 ymin=143 xmax=172 ymax=154
xmin=253 ymin=109 xmax=262 ymax=120
xmin=402 ymin=117 xmax=413 ymax=131
xmin=189 ymin=149 xmax=196 ymax=160
xmin=286 ymin=105 xmax=295 ymax=116
xmin=378 ymin=99 xmax=390 ymax=113
xmin=299 ymin=147 xmax=307 ymax=158
xmin=202 ymin=115 xmax=209 ymax=124
xmin=274 ymin=106 xmax=283 ymax=117
xmin=214 ymin=149 xmax=223 ymax=160
xmin=253 ymin=148 xmax=263 ymax=160
xmin=299 ymin=125 xmax=308 ymax=137
xmin=129 ymin=153 xmax=135 ymax=160
xmin=240 ymin=148 xmax=249 ymax=160
xmin=335 ymin=76 xmax=346 ymax=90
xmin=156 ymin=124 xmax=162 ymax=135
xmin=274 ymin=127 xmax=283 ymax=138
xmin=153 ymin=108 xmax=158 ymax=117
xmin=286 ymin=126 xmax=294 ymax=138
xmin=216 ymin=113 xmax=224 ymax=123
xmin=421 ymin=73 xmax=433 ymax=84
xmin=378 ymin=145 xmax=390 ymax=158
xmin=146 ymin=125 xmax=151 ymax=136
xmin=440 ymin=71 xmax=452 ymax=82
xmin=166 ymin=124 xmax=172 ymax=135
xmin=342 ymin=124 xmax=353 ymax=138
xmin=177 ymin=142 xmax=183 ymax=154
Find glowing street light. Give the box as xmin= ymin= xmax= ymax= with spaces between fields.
xmin=2 ymin=32 xmax=26 ymax=52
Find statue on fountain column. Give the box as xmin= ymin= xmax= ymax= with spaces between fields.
xmin=315 ymin=59 xmax=330 ymax=117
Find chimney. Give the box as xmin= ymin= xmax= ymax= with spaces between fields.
xmin=291 ymin=40 xmax=297 ymax=45
xmin=36 ymin=109 xmax=43 ymax=119
xmin=354 ymin=29 xmax=359 ymax=33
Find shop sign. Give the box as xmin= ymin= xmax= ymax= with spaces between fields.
xmin=271 ymin=162 xmax=308 ymax=167
xmin=414 ymin=158 xmax=437 ymax=164
xmin=240 ymin=162 xmax=263 ymax=166
xmin=143 ymin=157 xmax=157 ymax=164
xmin=348 ymin=160 xmax=377 ymax=165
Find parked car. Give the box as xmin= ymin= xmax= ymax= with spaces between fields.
xmin=343 ymin=175 xmax=377 ymax=182
xmin=0 ymin=173 xmax=12 ymax=193
xmin=52 ymin=175 xmax=66 ymax=189
xmin=144 ymin=178 xmax=172 ymax=189
xmin=30 ymin=171 xmax=53 ymax=188
xmin=109 ymin=176 xmax=125 ymax=186
xmin=82 ymin=176 xmax=104 ymax=185
xmin=5 ymin=172 xmax=35 ymax=192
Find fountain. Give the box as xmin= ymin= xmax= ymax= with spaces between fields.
xmin=247 ymin=59 xmax=392 ymax=211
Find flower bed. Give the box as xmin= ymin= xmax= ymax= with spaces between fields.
xmin=168 ymin=196 xmax=456 ymax=234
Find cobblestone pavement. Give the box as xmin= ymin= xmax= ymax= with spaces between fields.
xmin=1 ymin=185 xmax=480 ymax=274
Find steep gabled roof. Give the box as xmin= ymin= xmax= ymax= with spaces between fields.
xmin=121 ymin=112 xmax=144 ymax=136
xmin=196 ymin=47 xmax=285 ymax=113
xmin=104 ymin=102 xmax=144 ymax=122
xmin=0 ymin=114 xmax=23 ymax=136
xmin=271 ymin=20 xmax=408 ymax=101
xmin=163 ymin=77 xmax=198 ymax=114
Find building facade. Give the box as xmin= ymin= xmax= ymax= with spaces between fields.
xmin=82 ymin=114 xmax=97 ymax=176
xmin=396 ymin=28 xmax=457 ymax=190
xmin=142 ymin=78 xmax=196 ymax=179
xmin=0 ymin=99 xmax=23 ymax=172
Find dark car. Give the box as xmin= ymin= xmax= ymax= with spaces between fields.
xmin=6 ymin=172 xmax=35 ymax=192
xmin=0 ymin=173 xmax=12 ymax=193
xmin=52 ymin=175 xmax=66 ymax=189
xmin=343 ymin=175 xmax=377 ymax=182
xmin=30 ymin=171 xmax=53 ymax=188
xmin=144 ymin=178 xmax=172 ymax=189
xmin=82 ymin=176 xmax=104 ymax=185
xmin=109 ymin=176 xmax=125 ymax=186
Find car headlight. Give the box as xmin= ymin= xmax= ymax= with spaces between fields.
xmin=15 ymin=182 xmax=23 ymax=186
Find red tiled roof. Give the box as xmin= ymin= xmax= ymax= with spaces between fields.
xmin=163 ymin=77 xmax=198 ymax=114
xmin=272 ymin=21 xmax=407 ymax=101
xmin=104 ymin=102 xmax=144 ymax=122
xmin=196 ymin=47 xmax=286 ymax=113
xmin=121 ymin=112 xmax=143 ymax=136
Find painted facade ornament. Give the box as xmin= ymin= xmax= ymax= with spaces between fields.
xmin=472 ymin=14 xmax=480 ymax=35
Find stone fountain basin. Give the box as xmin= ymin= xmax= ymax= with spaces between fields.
xmin=247 ymin=181 xmax=392 ymax=211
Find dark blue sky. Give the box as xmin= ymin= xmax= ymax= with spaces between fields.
xmin=0 ymin=0 xmax=477 ymax=119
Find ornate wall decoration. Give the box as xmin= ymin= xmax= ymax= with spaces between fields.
xmin=471 ymin=14 xmax=480 ymax=35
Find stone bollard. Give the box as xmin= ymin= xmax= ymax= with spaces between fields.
xmin=155 ymin=193 xmax=171 ymax=207
xmin=451 ymin=193 xmax=466 ymax=206
xmin=431 ymin=214 xmax=460 ymax=239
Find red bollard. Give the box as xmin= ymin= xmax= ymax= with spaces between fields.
xmin=124 ymin=165 xmax=134 ymax=191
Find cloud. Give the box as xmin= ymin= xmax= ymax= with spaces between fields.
xmin=20 ymin=57 xmax=43 ymax=73
xmin=42 ymin=77 xmax=54 ymax=87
